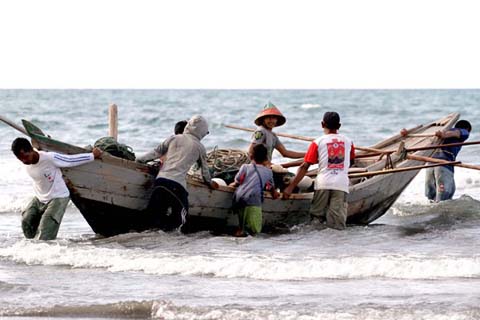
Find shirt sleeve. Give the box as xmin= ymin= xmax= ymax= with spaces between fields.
xmin=235 ymin=165 xmax=247 ymax=185
xmin=350 ymin=142 xmax=356 ymax=160
xmin=264 ymin=170 xmax=275 ymax=191
xmin=251 ymin=128 xmax=266 ymax=145
xmin=458 ymin=128 xmax=470 ymax=142
xmin=50 ymin=152 xmax=94 ymax=168
xmin=154 ymin=135 xmax=174 ymax=157
xmin=197 ymin=146 xmax=212 ymax=184
xmin=304 ymin=141 xmax=319 ymax=164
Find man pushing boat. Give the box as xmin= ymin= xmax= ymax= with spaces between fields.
xmin=146 ymin=115 xmax=218 ymax=232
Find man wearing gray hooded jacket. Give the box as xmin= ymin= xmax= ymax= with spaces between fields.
xmin=147 ymin=115 xmax=218 ymax=232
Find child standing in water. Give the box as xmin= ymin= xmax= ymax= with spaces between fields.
xmin=230 ymin=144 xmax=279 ymax=236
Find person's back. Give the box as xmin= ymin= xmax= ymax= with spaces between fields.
xmin=157 ymin=115 xmax=211 ymax=188
xmin=425 ymin=119 xmax=472 ymax=201
xmin=231 ymin=144 xmax=278 ymax=236
xmin=147 ymin=115 xmax=217 ymax=233
xmin=283 ymin=111 xmax=355 ymax=230
xmin=432 ymin=120 xmax=471 ymax=164
xmin=311 ymin=132 xmax=353 ymax=193
xmin=233 ymin=163 xmax=275 ymax=207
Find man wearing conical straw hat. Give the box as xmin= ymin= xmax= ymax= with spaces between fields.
xmin=249 ymin=102 xmax=305 ymax=164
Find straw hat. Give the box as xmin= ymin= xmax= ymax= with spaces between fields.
xmin=254 ymin=102 xmax=286 ymax=127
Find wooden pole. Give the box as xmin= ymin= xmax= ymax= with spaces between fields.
xmin=108 ymin=104 xmax=118 ymax=140
xmin=0 ymin=115 xmax=28 ymax=135
xmin=355 ymin=140 xmax=480 ymax=158
xmin=224 ymin=124 xmax=314 ymax=142
xmin=280 ymin=159 xmax=304 ymax=168
xmin=348 ymin=161 xmax=461 ymax=178
xmin=406 ymin=133 xmax=436 ymax=137
xmin=406 ymin=154 xmax=480 ymax=171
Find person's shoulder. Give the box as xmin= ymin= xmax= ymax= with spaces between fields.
xmin=38 ymin=150 xmax=54 ymax=159
xmin=253 ymin=126 xmax=267 ymax=139
xmin=457 ymin=128 xmax=470 ymax=138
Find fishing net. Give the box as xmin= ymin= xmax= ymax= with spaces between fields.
xmin=206 ymin=147 xmax=250 ymax=184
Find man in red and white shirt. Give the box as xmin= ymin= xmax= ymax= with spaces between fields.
xmin=283 ymin=112 xmax=355 ymax=230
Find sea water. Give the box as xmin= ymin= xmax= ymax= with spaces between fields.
xmin=0 ymin=89 xmax=479 ymax=319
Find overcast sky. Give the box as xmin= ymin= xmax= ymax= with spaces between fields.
xmin=1 ymin=0 xmax=479 ymax=89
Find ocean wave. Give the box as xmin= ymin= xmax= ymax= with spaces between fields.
xmin=300 ymin=103 xmax=322 ymax=109
xmin=0 ymin=300 xmax=154 ymax=318
xmin=1 ymin=299 xmax=478 ymax=320
xmin=391 ymin=195 xmax=480 ymax=222
xmin=1 ymin=241 xmax=479 ymax=281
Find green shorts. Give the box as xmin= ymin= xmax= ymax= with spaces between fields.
xmin=237 ymin=205 xmax=263 ymax=235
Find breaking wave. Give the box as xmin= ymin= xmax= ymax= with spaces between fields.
xmin=2 ymin=299 xmax=479 ymax=320
xmin=1 ymin=240 xmax=479 ymax=281
xmin=300 ymin=103 xmax=322 ymax=109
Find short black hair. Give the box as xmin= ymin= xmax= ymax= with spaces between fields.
xmin=174 ymin=120 xmax=188 ymax=135
xmin=252 ymin=144 xmax=268 ymax=163
xmin=455 ymin=120 xmax=472 ymax=132
xmin=11 ymin=137 xmax=33 ymax=157
xmin=323 ymin=111 xmax=341 ymax=130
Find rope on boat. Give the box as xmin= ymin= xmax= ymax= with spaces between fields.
xmin=206 ymin=147 xmax=250 ymax=177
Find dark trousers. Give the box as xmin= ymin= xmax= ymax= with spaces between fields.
xmin=148 ymin=178 xmax=189 ymax=231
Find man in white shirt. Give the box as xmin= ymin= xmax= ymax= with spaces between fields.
xmin=11 ymin=137 xmax=102 ymax=240
xmin=282 ymin=112 xmax=355 ymax=230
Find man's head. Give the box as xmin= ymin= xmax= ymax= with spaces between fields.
xmin=455 ymin=120 xmax=472 ymax=133
xmin=11 ymin=137 xmax=37 ymax=165
xmin=174 ymin=120 xmax=188 ymax=135
xmin=254 ymin=102 xmax=286 ymax=128
xmin=251 ymin=144 xmax=268 ymax=164
xmin=322 ymin=111 xmax=341 ymax=130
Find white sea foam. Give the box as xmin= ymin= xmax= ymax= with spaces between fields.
xmin=1 ymin=241 xmax=479 ymax=280
xmin=300 ymin=103 xmax=322 ymax=109
xmin=395 ymin=167 xmax=480 ymax=207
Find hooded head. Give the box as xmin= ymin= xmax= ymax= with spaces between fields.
xmin=184 ymin=115 xmax=209 ymax=140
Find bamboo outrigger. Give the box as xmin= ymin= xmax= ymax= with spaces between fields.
xmin=1 ymin=113 xmax=462 ymax=236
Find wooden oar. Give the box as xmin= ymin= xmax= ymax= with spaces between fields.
xmin=356 ymin=140 xmax=480 ymax=158
xmin=348 ymin=161 xmax=461 ymax=178
xmin=407 ymin=154 xmax=480 ymax=171
xmin=280 ymin=159 xmax=304 ymax=168
xmin=225 ymin=124 xmax=314 ymax=142
xmin=0 ymin=115 xmax=28 ymax=135
xmin=225 ymin=124 xmax=480 ymax=171
xmin=407 ymin=133 xmax=436 ymax=137
xmin=406 ymin=140 xmax=480 ymax=152
xmin=305 ymin=167 xmax=368 ymax=177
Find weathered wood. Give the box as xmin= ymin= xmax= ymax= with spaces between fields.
xmin=225 ymin=124 xmax=313 ymax=142
xmin=0 ymin=115 xmax=28 ymax=135
xmin=407 ymin=133 xmax=436 ymax=137
xmin=109 ymin=104 xmax=118 ymax=140
xmin=355 ymin=140 xmax=480 ymax=158
xmin=407 ymin=154 xmax=480 ymax=171
xmin=280 ymin=159 xmax=304 ymax=168
xmin=349 ymin=161 xmax=461 ymax=178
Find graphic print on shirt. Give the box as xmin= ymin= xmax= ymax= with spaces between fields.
xmin=44 ymin=170 xmax=54 ymax=183
xmin=327 ymin=139 xmax=345 ymax=169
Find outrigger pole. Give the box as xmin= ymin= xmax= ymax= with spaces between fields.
xmin=0 ymin=115 xmax=28 ymax=135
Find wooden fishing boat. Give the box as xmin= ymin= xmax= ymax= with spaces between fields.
xmin=3 ymin=113 xmax=460 ymax=236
